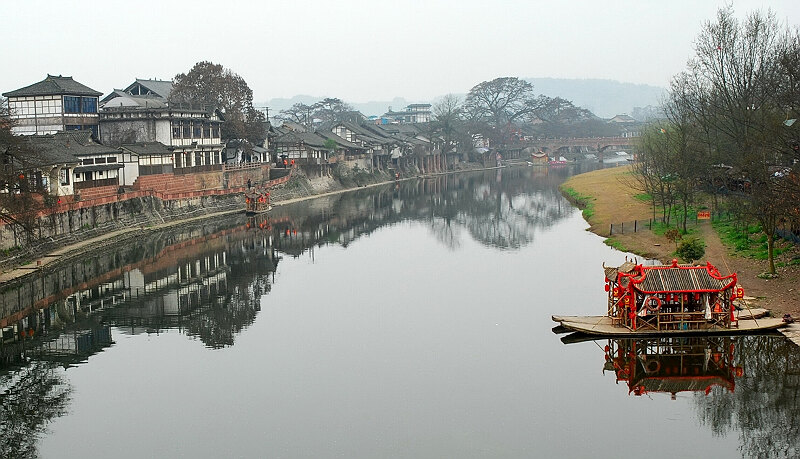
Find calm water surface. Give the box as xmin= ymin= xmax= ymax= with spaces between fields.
xmin=1 ymin=165 xmax=798 ymax=458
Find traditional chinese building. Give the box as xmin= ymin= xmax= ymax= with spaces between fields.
xmin=99 ymin=79 xmax=225 ymax=173
xmin=3 ymin=75 xmax=102 ymax=136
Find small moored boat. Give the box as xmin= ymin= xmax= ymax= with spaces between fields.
xmin=244 ymin=187 xmax=272 ymax=215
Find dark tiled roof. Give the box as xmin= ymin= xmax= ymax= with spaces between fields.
xmin=3 ymin=75 xmax=102 ymax=98
xmin=119 ymin=142 xmax=173 ymax=156
xmin=636 ymin=266 xmax=729 ymax=292
xmin=315 ymin=130 xmax=366 ymax=150
xmin=131 ymin=79 xmax=173 ymax=99
xmin=622 ymin=263 xmax=736 ymax=293
xmin=14 ymin=132 xmax=117 ymax=169
xmin=273 ymin=130 xmax=328 ymax=148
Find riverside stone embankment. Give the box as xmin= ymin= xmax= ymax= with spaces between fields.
xmin=0 ymin=163 xmax=488 ymax=282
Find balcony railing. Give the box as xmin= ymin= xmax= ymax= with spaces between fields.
xmin=74 ymin=178 xmax=119 ymax=190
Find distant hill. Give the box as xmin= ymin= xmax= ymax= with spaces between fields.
xmin=259 ymin=78 xmax=666 ymax=120
xmin=525 ymin=78 xmax=666 ymax=118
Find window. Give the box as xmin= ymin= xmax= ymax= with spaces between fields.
xmin=203 ymin=124 xmax=211 ymax=138
xmin=95 ymin=157 xmax=106 ymax=164
xmin=173 ymin=123 xmax=182 ymax=139
xmin=193 ymin=123 xmax=202 ymax=138
xmin=66 ymin=125 xmax=82 ymax=131
xmin=82 ymin=159 xmax=95 ymax=165
xmin=195 ymin=152 xmax=203 ymax=166
xmin=106 ymin=157 xmax=117 ymax=163
xmin=182 ymin=123 xmax=191 ymax=139
xmin=64 ymin=96 xmax=80 ymax=113
xmin=82 ymin=97 xmax=97 ymax=113
xmin=174 ymin=153 xmax=183 ymax=168
xmin=212 ymin=126 xmax=220 ymax=138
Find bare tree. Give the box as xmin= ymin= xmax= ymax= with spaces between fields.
xmin=311 ymin=97 xmax=354 ymax=124
xmin=432 ymin=94 xmax=466 ymax=162
xmin=636 ymin=7 xmax=797 ymax=273
xmin=0 ymin=97 xmax=49 ymax=235
xmin=464 ymin=77 xmax=539 ymax=147
xmin=276 ymin=102 xmax=314 ymax=129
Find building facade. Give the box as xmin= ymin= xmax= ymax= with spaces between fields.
xmin=99 ymin=79 xmax=225 ymax=173
xmin=2 ymin=75 xmax=102 ymax=136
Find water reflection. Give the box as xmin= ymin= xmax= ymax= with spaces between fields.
xmin=693 ymin=335 xmax=800 ymax=459
xmin=1 ymin=317 xmax=110 ymax=459
xmin=2 ymin=168 xmax=579 ymax=359
xmin=596 ymin=335 xmax=800 ymax=458
xmin=0 ymin=361 xmax=71 ymax=459
xmin=0 ymin=164 xmax=606 ymax=457
xmin=602 ymin=337 xmax=740 ymax=398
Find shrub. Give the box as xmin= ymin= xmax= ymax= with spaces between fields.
xmin=676 ymin=237 xmax=705 ymax=263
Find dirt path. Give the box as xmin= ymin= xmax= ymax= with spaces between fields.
xmin=563 ymin=165 xmax=800 ymax=317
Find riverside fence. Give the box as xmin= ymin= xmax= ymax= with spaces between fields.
xmin=608 ymin=212 xmax=735 ymax=235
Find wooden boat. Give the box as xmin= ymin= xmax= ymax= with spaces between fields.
xmin=244 ymin=187 xmax=272 ymax=215
xmin=552 ymin=314 xmax=785 ymax=336
xmin=552 ymin=259 xmax=788 ymax=337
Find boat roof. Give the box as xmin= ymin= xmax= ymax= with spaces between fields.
xmin=609 ymin=260 xmax=737 ymax=293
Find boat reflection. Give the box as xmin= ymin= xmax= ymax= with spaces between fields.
xmin=602 ymin=337 xmax=743 ymax=399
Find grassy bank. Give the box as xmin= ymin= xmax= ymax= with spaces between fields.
xmin=562 ymin=164 xmax=800 ymax=317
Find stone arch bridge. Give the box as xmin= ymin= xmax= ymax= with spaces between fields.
xmin=529 ymin=136 xmax=638 ymax=159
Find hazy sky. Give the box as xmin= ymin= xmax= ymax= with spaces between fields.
xmin=2 ymin=0 xmax=798 ymax=104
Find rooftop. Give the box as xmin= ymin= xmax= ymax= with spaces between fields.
xmin=3 ymin=75 xmax=102 ymax=98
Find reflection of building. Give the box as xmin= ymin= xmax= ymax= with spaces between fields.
xmin=603 ymin=337 xmax=741 ymax=398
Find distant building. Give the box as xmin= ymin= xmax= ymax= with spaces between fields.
xmin=99 ymin=79 xmax=225 ymax=172
xmin=608 ymin=114 xmax=636 ymax=123
xmin=380 ymin=103 xmax=432 ymax=124
xmin=2 ymin=75 xmax=102 ymax=136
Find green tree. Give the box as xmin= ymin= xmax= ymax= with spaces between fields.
xmin=676 ymin=237 xmax=705 ymax=263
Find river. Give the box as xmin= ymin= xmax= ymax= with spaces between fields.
xmin=1 ymin=165 xmax=798 ymax=458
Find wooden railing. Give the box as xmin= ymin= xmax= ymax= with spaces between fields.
xmin=74 ymin=178 xmax=119 ymax=190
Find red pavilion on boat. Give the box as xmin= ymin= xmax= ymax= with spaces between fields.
xmin=604 ymin=259 xmax=742 ymax=332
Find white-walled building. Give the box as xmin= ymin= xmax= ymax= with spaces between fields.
xmin=99 ymin=79 xmax=225 ymax=172
xmin=2 ymin=75 xmax=102 ymax=136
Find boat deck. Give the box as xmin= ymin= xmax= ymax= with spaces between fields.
xmin=552 ymin=314 xmax=786 ymax=337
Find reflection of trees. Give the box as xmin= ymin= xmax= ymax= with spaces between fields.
xmin=0 ymin=362 xmax=71 ymax=459
xmin=272 ymin=166 xmax=580 ymax=253
xmin=693 ymin=335 xmax=800 ymax=458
